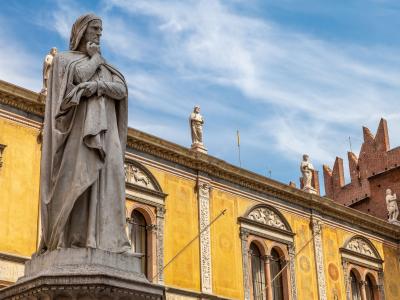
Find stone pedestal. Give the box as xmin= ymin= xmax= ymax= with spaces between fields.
xmin=303 ymin=186 xmax=318 ymax=195
xmin=0 ymin=248 xmax=164 ymax=300
xmin=191 ymin=143 xmax=207 ymax=154
xmin=388 ymin=220 xmax=400 ymax=226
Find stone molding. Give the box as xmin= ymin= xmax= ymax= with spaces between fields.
xmin=126 ymin=128 xmax=400 ymax=241
xmin=2 ymin=79 xmax=400 ymax=240
xmin=197 ymin=176 xmax=213 ymax=294
xmin=0 ymin=275 xmax=164 ymax=300
xmin=0 ymin=80 xmax=44 ymax=117
xmin=0 ymin=252 xmax=29 ymax=264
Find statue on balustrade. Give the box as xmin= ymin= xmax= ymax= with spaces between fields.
xmin=189 ymin=105 xmax=207 ymax=153
xmin=386 ymin=188 xmax=399 ymax=224
xmin=300 ymin=154 xmax=317 ymax=194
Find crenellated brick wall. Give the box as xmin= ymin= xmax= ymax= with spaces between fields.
xmin=323 ymin=118 xmax=400 ymax=220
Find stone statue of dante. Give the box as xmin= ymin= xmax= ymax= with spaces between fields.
xmin=39 ymin=14 xmax=131 ymax=254
xmin=300 ymin=154 xmax=314 ymax=189
xmin=386 ymin=188 xmax=399 ymax=223
xmin=190 ymin=105 xmax=204 ymax=145
xmin=40 ymin=47 xmax=58 ymax=95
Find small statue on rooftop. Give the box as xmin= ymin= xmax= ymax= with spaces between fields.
xmin=300 ymin=154 xmax=317 ymax=194
xmin=40 ymin=47 xmax=57 ymax=95
xmin=189 ymin=105 xmax=207 ymax=153
xmin=386 ymin=188 xmax=399 ymax=224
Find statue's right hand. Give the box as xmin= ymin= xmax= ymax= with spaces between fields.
xmin=87 ymin=42 xmax=101 ymax=57
xmin=80 ymin=81 xmax=97 ymax=97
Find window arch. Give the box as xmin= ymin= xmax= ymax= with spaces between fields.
xmin=365 ymin=274 xmax=375 ymax=300
xmin=250 ymin=243 xmax=265 ymax=300
xmin=340 ymin=235 xmax=383 ymax=300
xmin=131 ymin=210 xmax=148 ymax=276
xmin=350 ymin=270 xmax=361 ymax=300
xmin=124 ymin=159 xmax=167 ymax=284
xmin=270 ymin=248 xmax=284 ymax=300
xmin=240 ymin=203 xmax=295 ymax=300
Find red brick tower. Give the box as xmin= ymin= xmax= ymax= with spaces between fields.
xmin=323 ymin=118 xmax=400 ymax=220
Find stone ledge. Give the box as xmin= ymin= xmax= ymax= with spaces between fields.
xmin=0 ymin=248 xmax=164 ymax=300
xmin=0 ymin=274 xmax=164 ymax=300
xmin=22 ymin=248 xmax=144 ymax=283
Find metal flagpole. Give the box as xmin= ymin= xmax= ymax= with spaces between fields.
xmin=237 ymin=130 xmax=242 ymax=167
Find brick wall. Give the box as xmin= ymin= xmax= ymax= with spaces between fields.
xmin=323 ymin=119 xmax=400 ymax=220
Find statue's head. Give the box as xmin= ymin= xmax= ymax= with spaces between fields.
xmin=386 ymin=188 xmax=392 ymax=195
xmin=194 ymin=105 xmax=200 ymax=113
xmin=303 ymin=154 xmax=309 ymax=161
xmin=50 ymin=47 xmax=57 ymax=56
xmin=69 ymin=13 xmax=102 ymax=51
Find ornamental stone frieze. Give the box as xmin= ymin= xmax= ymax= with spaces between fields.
xmin=197 ymin=175 xmax=213 ymax=294
xmin=247 ymin=206 xmax=287 ymax=230
xmin=125 ymin=162 xmax=155 ymax=190
xmin=345 ymin=238 xmax=376 ymax=258
xmin=0 ymin=144 xmax=6 ymax=169
xmin=310 ymin=216 xmax=327 ymax=300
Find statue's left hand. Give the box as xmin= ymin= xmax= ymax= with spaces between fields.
xmin=81 ymin=81 xmax=97 ymax=97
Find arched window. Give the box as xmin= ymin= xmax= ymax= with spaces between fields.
xmin=270 ymin=248 xmax=284 ymax=300
xmin=250 ymin=243 xmax=265 ymax=300
xmin=131 ymin=210 xmax=147 ymax=275
xmin=365 ymin=274 xmax=375 ymax=300
xmin=350 ymin=271 xmax=361 ymax=300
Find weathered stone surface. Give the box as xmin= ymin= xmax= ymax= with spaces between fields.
xmin=0 ymin=249 xmax=164 ymax=300
xmin=23 ymin=248 xmax=142 ymax=280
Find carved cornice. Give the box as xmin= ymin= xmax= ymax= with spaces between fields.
xmin=0 ymin=251 xmax=30 ymax=264
xmin=0 ymin=80 xmax=44 ymax=116
xmin=126 ymin=128 xmax=400 ymax=241
xmin=1 ymin=80 xmax=400 ymax=241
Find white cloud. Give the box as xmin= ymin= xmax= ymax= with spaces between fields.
xmin=41 ymin=0 xmax=400 ymax=185
xmin=105 ymin=0 xmax=400 ymax=164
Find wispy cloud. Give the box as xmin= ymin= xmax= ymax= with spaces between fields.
xmin=4 ymin=0 xmax=400 ymax=186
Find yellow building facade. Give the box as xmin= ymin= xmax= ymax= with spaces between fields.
xmin=0 ymin=79 xmax=399 ymax=299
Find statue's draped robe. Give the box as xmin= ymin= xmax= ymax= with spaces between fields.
xmin=190 ymin=113 xmax=203 ymax=144
xmin=39 ymin=51 xmax=131 ymax=253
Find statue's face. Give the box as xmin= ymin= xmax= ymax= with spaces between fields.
xmin=303 ymin=155 xmax=309 ymax=161
xmin=194 ymin=106 xmax=200 ymax=113
xmin=83 ymin=19 xmax=102 ymax=45
xmin=51 ymin=48 xmax=57 ymax=56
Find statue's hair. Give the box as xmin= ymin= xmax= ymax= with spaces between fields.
xmin=69 ymin=13 xmax=101 ymax=51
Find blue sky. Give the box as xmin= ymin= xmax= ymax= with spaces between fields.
xmin=2 ymin=0 xmax=400 ymax=192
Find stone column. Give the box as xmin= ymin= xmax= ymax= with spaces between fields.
xmin=360 ymin=280 xmax=367 ymax=300
xmin=197 ymin=179 xmax=213 ymax=294
xmin=240 ymin=229 xmax=251 ymax=300
xmin=288 ymin=243 xmax=298 ymax=300
xmin=342 ymin=261 xmax=351 ymax=300
xmin=156 ymin=206 xmax=165 ymax=284
xmin=264 ymin=255 xmax=273 ymax=300
xmin=377 ymin=271 xmax=386 ymax=300
xmin=311 ymin=217 xmax=327 ymax=300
